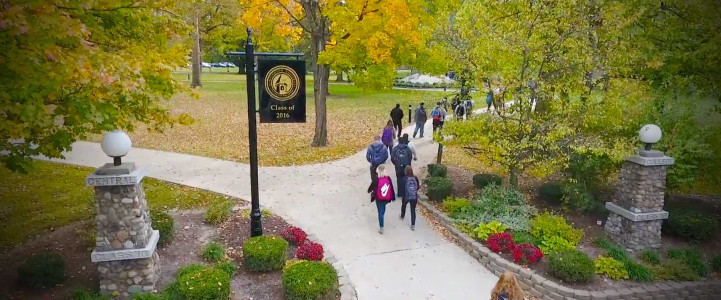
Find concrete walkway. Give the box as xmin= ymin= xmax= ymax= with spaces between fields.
xmin=43 ymin=120 xmax=497 ymax=300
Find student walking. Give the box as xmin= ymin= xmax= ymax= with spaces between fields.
xmin=391 ymin=134 xmax=415 ymax=198
xmin=381 ymin=120 xmax=395 ymax=156
xmin=365 ymin=135 xmax=388 ymax=182
xmin=454 ymin=101 xmax=466 ymax=120
xmin=400 ymin=166 xmax=419 ymax=230
xmin=431 ymin=102 xmax=447 ymax=132
xmin=372 ymin=165 xmax=395 ymax=234
xmin=390 ymin=104 xmax=404 ymax=138
xmin=412 ymin=102 xmax=427 ymax=138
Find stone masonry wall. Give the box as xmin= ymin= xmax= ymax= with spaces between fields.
xmin=615 ymin=161 xmax=667 ymax=212
xmin=98 ymin=252 xmax=160 ymax=297
xmin=605 ymin=213 xmax=663 ymax=251
xmin=94 ymin=183 xmax=153 ymax=251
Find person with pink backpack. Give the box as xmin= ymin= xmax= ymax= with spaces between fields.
xmin=370 ymin=165 xmax=396 ymax=234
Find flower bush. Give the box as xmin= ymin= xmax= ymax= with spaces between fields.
xmin=486 ymin=232 xmax=515 ymax=253
xmin=296 ymin=241 xmax=324 ymax=261
xmin=472 ymin=221 xmax=508 ymax=241
xmin=281 ymin=226 xmax=308 ymax=246
xmin=512 ymin=243 xmax=543 ymax=265
xmin=594 ymin=256 xmax=629 ymax=280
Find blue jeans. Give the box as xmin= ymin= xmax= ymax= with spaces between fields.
xmin=413 ymin=121 xmax=425 ymax=137
xmin=376 ymin=201 xmax=388 ymax=228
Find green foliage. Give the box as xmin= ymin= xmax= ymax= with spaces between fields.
xmin=625 ymin=262 xmax=653 ymax=282
xmin=594 ymin=256 xmax=629 ymax=280
xmin=471 ymin=221 xmax=508 ymax=241
xmin=283 ymin=261 xmax=338 ymax=300
xmin=454 ymin=184 xmax=535 ymax=231
xmin=650 ymin=258 xmax=701 ymax=281
xmin=427 ymin=164 xmax=448 ymax=177
xmin=205 ymin=200 xmax=234 ymax=224
xmin=242 ymin=235 xmax=288 ymax=272
xmin=538 ymin=183 xmax=563 ymax=205
xmin=510 ymin=231 xmax=539 ymax=246
xmin=562 ymin=152 xmax=616 ymax=211
xmin=664 ymin=208 xmax=719 ymax=242
xmin=442 ymin=197 xmax=471 ymax=217
xmin=202 ymin=242 xmax=225 ymax=263
xmin=711 ymin=254 xmax=721 ymax=273
xmin=17 ymin=253 xmax=66 ymax=288
xmin=216 ymin=260 xmax=237 ymax=277
xmin=150 ymin=210 xmax=174 ymax=247
xmin=177 ymin=266 xmax=230 ymax=300
xmin=130 ymin=293 xmax=164 ymax=300
xmin=666 ymin=249 xmax=708 ymax=277
xmin=594 ymin=238 xmax=653 ymax=281
xmin=530 ymin=213 xmax=583 ymax=252
xmin=425 ymin=177 xmax=453 ymax=201
xmin=547 ymin=250 xmax=595 ymax=283
xmin=640 ymin=250 xmax=661 ymax=265
xmin=560 ymin=180 xmax=598 ymax=212
xmin=72 ymin=289 xmax=111 ymax=300
xmin=455 ymin=221 xmax=475 ymax=236
xmin=472 ymin=173 xmax=502 ymax=190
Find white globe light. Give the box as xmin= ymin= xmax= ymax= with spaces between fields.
xmin=101 ymin=130 xmax=132 ymax=157
xmin=639 ymin=124 xmax=662 ymax=144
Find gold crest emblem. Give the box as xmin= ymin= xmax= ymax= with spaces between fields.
xmin=264 ymin=65 xmax=300 ymax=101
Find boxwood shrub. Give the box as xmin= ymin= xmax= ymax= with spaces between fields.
xmin=425 ymin=177 xmax=452 ymax=201
xmin=547 ymin=250 xmax=594 ymax=283
xmin=283 ymin=261 xmax=338 ymax=300
xmin=177 ymin=267 xmax=230 ymax=300
xmin=427 ymin=164 xmax=448 ymax=177
xmin=242 ymin=235 xmax=288 ymax=272
xmin=664 ymin=208 xmax=719 ymax=242
xmin=150 ymin=210 xmax=174 ymax=247
xmin=472 ymin=173 xmax=502 ymax=190
xmin=17 ymin=253 xmax=66 ymax=288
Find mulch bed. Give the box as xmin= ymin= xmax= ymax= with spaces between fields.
xmin=0 ymin=209 xmax=296 ymax=300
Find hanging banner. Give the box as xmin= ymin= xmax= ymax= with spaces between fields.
xmin=258 ymin=60 xmax=306 ymax=123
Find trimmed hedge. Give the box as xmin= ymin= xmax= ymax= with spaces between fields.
xmin=283 ymin=261 xmax=338 ymax=300
xmin=664 ymin=208 xmax=719 ymax=242
xmin=18 ymin=253 xmax=66 ymax=288
xmin=538 ymin=183 xmax=563 ymax=205
xmin=425 ymin=177 xmax=452 ymax=201
xmin=548 ymin=250 xmax=595 ymax=283
xmin=150 ymin=210 xmax=174 ymax=247
xmin=427 ymin=164 xmax=448 ymax=177
xmin=243 ymin=235 xmax=288 ymax=272
xmin=472 ymin=173 xmax=502 ymax=190
xmin=177 ymin=267 xmax=230 ymax=300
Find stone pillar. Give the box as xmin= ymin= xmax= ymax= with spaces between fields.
xmin=86 ymin=163 xmax=160 ymax=298
xmin=604 ymin=150 xmax=674 ymax=251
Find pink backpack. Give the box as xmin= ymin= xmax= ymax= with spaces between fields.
xmin=376 ymin=176 xmax=395 ymax=201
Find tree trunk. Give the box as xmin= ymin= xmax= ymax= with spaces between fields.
xmin=509 ymin=165 xmax=520 ymax=187
xmin=311 ymin=34 xmax=329 ymax=147
xmin=336 ymin=70 xmax=343 ymax=81
xmin=190 ymin=13 xmax=202 ymax=88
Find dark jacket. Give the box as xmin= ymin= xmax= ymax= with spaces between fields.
xmin=390 ymin=107 xmax=404 ymax=123
xmin=366 ymin=141 xmax=388 ymax=165
xmin=415 ymin=106 xmax=428 ymax=123
xmin=404 ymin=176 xmax=419 ymax=201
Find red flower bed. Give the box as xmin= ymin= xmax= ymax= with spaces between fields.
xmin=486 ymin=232 xmax=515 ymax=253
xmin=512 ymin=243 xmax=543 ymax=265
xmin=281 ymin=226 xmax=307 ymax=246
xmin=295 ymin=241 xmax=324 ymax=261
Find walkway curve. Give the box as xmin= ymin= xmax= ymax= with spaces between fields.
xmin=42 ymin=120 xmax=497 ymax=300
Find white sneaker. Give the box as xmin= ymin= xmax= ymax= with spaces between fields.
xmin=378 ymin=227 xmax=384 ymax=234
xmin=411 ymin=225 xmax=415 ymax=231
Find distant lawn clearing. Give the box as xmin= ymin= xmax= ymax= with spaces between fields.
xmin=0 ymin=161 xmax=238 ymax=250
xmin=90 ymin=71 xmax=447 ymax=166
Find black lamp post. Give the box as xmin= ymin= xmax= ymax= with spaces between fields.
xmin=408 ymin=104 xmax=412 ymax=124
xmin=245 ymin=29 xmax=263 ymax=237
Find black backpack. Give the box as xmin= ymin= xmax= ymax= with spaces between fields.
xmin=395 ymin=144 xmax=412 ymax=166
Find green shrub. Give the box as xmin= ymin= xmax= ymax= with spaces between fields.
xmin=427 ymin=164 xmax=448 ymax=177
xmin=547 ymin=250 xmax=594 ymax=283
xmin=442 ymin=197 xmax=471 ymax=217
xmin=640 ymin=250 xmax=660 ymax=265
xmin=538 ymin=183 xmax=563 ymax=205
xmin=283 ymin=261 xmax=338 ymax=300
xmin=425 ymin=177 xmax=453 ymax=201
xmin=177 ymin=264 xmax=205 ymax=278
xmin=667 ymin=249 xmax=708 ymax=277
xmin=560 ymin=180 xmax=598 ymax=212
xmin=150 ymin=210 xmax=174 ymax=247
xmin=472 ymin=173 xmax=502 ymax=190
xmin=650 ymin=259 xmax=701 ymax=281
xmin=216 ymin=260 xmax=237 ymax=277
xmin=72 ymin=289 xmax=111 ymax=300
xmin=454 ymin=184 xmax=535 ymax=231
xmin=510 ymin=231 xmax=539 ymax=246
xmin=205 ymin=200 xmax=233 ymax=224
xmin=202 ymin=242 xmax=225 ymax=263
xmin=712 ymin=254 xmax=721 ymax=273
xmin=130 ymin=293 xmax=164 ymax=300
xmin=539 ymin=235 xmax=576 ymax=254
xmin=595 ymin=238 xmax=653 ymax=281
xmin=626 ymin=261 xmax=653 ymax=282
xmin=594 ymin=256 xmax=629 ymax=280
xmin=530 ymin=213 xmax=583 ymax=248
xmin=455 ymin=221 xmax=475 ymax=235
xmin=664 ymin=208 xmax=719 ymax=242
xmin=471 ymin=221 xmax=508 ymax=241
xmin=17 ymin=253 xmax=66 ymax=288
xmin=177 ymin=267 xmax=230 ymax=300
xmin=242 ymin=235 xmax=288 ymax=272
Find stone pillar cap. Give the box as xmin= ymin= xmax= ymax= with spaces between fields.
xmin=626 ymin=154 xmax=674 ymax=166
xmin=86 ymin=166 xmax=145 ymax=187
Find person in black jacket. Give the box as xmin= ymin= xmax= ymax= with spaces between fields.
xmin=390 ymin=104 xmax=404 ymax=138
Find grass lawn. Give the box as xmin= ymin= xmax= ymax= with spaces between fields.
xmin=0 ymin=161 xmax=235 ymax=250
xmin=91 ymin=70 xmax=447 ymax=166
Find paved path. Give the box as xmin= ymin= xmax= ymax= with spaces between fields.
xmin=42 ymin=120 xmax=497 ymax=300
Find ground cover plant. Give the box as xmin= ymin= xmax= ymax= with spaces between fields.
xmin=453 ymin=184 xmax=535 ymax=232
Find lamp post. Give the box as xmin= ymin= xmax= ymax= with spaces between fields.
xmin=639 ymin=124 xmax=662 ymax=151
xmin=408 ymin=104 xmax=412 ymax=124
xmin=245 ymin=28 xmax=263 ymax=237
xmin=100 ymin=130 xmax=132 ymax=166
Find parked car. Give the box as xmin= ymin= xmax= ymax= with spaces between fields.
xmin=225 ymin=62 xmax=236 ymax=67
xmin=218 ymin=62 xmax=229 ymax=67
xmin=201 ymin=62 xmax=211 ymax=68
xmin=211 ymin=62 xmax=224 ymax=68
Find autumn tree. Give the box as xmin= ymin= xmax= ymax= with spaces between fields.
xmin=0 ymin=0 xmax=191 ymax=172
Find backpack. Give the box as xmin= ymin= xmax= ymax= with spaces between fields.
xmin=376 ymin=176 xmax=394 ymax=201
xmin=370 ymin=144 xmax=386 ymax=165
xmin=456 ymin=105 xmax=465 ymax=116
xmin=431 ymin=108 xmax=441 ymax=120
xmin=404 ymin=176 xmax=419 ymax=200
xmin=394 ymin=144 xmax=412 ymax=166
xmin=381 ymin=127 xmax=393 ymax=145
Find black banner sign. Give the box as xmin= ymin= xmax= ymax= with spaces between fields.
xmin=258 ymin=60 xmax=306 ymax=123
